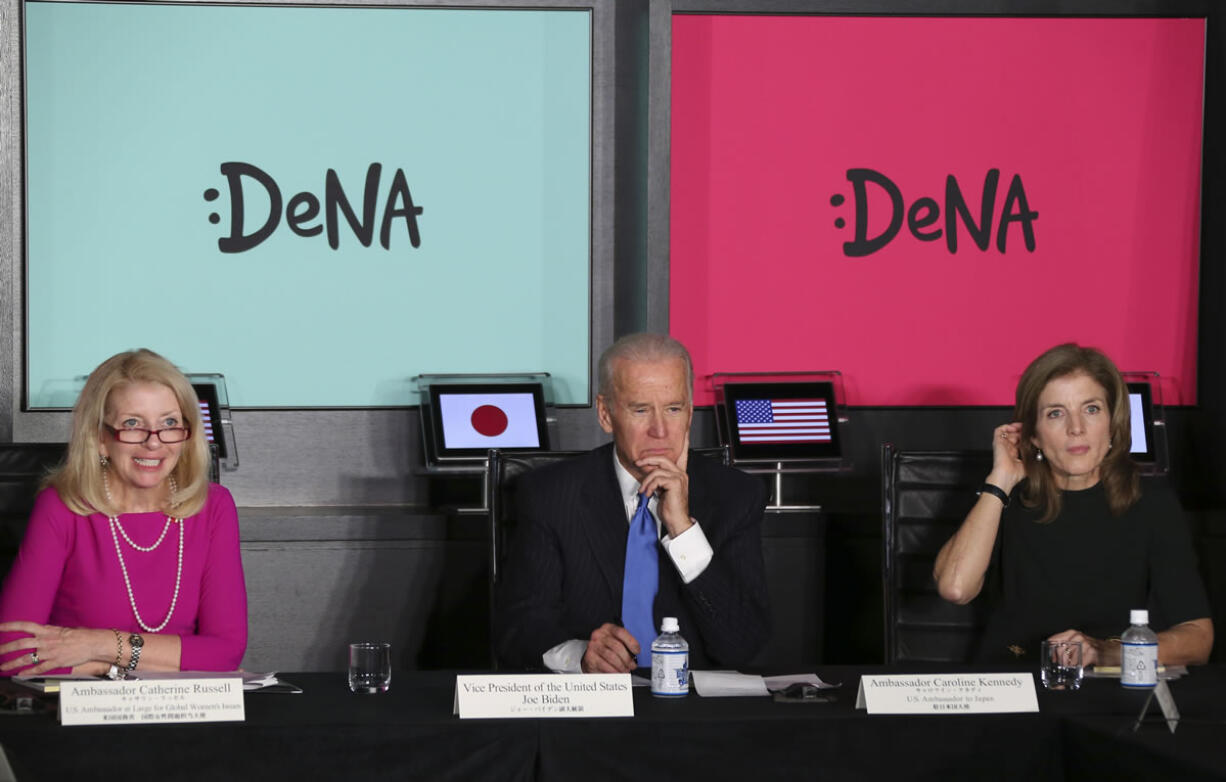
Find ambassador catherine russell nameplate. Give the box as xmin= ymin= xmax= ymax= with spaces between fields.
xmin=454 ymin=674 xmax=634 ymax=719
xmin=855 ymin=673 xmax=1038 ymax=715
xmin=59 ymin=678 xmax=245 ymax=725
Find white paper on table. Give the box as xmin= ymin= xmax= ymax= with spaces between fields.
xmin=690 ymin=671 xmax=770 ymax=697
xmin=763 ymin=673 xmax=840 ymax=691
xmin=12 ymin=674 xmax=97 ymax=693
xmin=131 ymin=670 xmax=300 ymax=692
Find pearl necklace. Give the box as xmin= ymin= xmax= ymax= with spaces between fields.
xmin=103 ymin=472 xmax=184 ymax=633
xmin=113 ymin=515 xmax=174 ymax=551
xmin=108 ymin=515 xmax=183 ymax=633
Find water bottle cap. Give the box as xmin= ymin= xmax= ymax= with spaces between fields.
xmin=1130 ymin=609 xmax=1149 ymax=625
xmin=661 ymin=617 xmax=679 ymax=633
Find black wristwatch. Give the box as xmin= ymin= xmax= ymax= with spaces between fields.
xmin=977 ymin=482 xmax=1010 ymax=508
xmin=126 ymin=633 xmax=144 ymax=672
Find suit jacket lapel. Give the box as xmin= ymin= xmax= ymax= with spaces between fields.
xmin=580 ymin=445 xmax=629 ymax=605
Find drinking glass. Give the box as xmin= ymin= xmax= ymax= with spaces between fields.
xmin=348 ymin=642 xmax=392 ymax=694
xmin=1040 ymin=640 xmax=1083 ymax=691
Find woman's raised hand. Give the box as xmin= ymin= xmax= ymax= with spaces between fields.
xmin=988 ymin=422 xmax=1026 ymax=493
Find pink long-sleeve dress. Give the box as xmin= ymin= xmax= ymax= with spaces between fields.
xmin=0 ymin=483 xmax=247 ymax=674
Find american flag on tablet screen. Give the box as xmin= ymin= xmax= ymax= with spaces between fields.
xmin=734 ymin=399 xmax=831 ymax=444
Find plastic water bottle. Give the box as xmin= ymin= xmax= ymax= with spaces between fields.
xmin=1120 ymin=609 xmax=1158 ymax=689
xmin=651 ymin=617 xmax=689 ymax=697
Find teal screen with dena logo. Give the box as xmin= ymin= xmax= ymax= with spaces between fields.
xmin=24 ymin=2 xmax=591 ymax=408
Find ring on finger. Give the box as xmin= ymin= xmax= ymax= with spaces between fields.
xmin=30 ymin=650 xmax=39 ymax=664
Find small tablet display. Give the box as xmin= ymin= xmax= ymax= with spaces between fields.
xmin=424 ymin=383 xmax=549 ymax=462
xmin=722 ymin=381 xmax=841 ymax=463
xmin=191 ymin=382 xmax=227 ymax=460
xmin=1126 ymin=381 xmax=1155 ymax=464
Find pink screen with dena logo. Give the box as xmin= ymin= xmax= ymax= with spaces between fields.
xmin=670 ymin=16 xmax=1205 ymax=406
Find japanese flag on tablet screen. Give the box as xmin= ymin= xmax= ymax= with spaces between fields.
xmin=439 ymin=392 xmax=542 ymax=449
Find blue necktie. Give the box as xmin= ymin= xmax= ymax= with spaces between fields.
xmin=621 ymin=493 xmax=659 ymax=668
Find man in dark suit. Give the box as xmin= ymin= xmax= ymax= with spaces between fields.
xmin=495 ymin=333 xmax=769 ymax=672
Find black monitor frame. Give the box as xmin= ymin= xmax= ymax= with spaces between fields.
xmin=1126 ymin=380 xmax=1156 ymax=465
xmin=191 ymin=381 xmax=227 ymax=461
xmin=718 ymin=380 xmax=842 ymax=465
xmin=421 ymin=382 xmax=550 ymax=466
xmin=186 ymin=373 xmax=238 ymax=475
xmin=1121 ymin=373 xmax=1168 ymax=476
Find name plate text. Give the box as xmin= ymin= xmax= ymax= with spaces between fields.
xmin=855 ymin=673 xmax=1038 ymax=715
xmin=60 ymin=678 xmax=245 ymax=726
xmin=454 ymin=674 xmax=633 ymax=719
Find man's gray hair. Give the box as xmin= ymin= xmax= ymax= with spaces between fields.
xmin=597 ymin=333 xmax=695 ymax=400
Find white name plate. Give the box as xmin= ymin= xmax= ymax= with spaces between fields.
xmin=454 ymin=674 xmax=633 ymax=719
xmin=59 ymin=678 xmax=245 ymax=726
xmin=855 ymin=673 xmax=1038 ymax=715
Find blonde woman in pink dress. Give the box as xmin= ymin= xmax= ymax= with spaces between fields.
xmin=0 ymin=349 xmax=247 ymax=677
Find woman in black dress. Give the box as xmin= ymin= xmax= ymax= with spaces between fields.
xmin=933 ymin=343 xmax=1212 ymax=664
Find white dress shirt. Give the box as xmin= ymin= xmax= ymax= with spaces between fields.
xmin=542 ymin=450 xmax=714 ymax=673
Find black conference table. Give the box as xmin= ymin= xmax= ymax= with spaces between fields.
xmin=3 ymin=666 xmax=1225 ymax=781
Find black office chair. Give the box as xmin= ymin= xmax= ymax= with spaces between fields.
xmin=0 ymin=443 xmax=68 ymax=582
xmin=486 ymin=449 xmax=584 ymax=590
xmin=485 ymin=449 xmax=583 ymax=668
xmin=881 ymin=443 xmax=993 ymax=664
xmin=486 ymin=445 xmax=729 ymax=667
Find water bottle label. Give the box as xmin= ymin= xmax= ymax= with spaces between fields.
xmin=651 ymin=649 xmax=689 ymax=697
xmin=1120 ymin=641 xmax=1158 ymax=688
